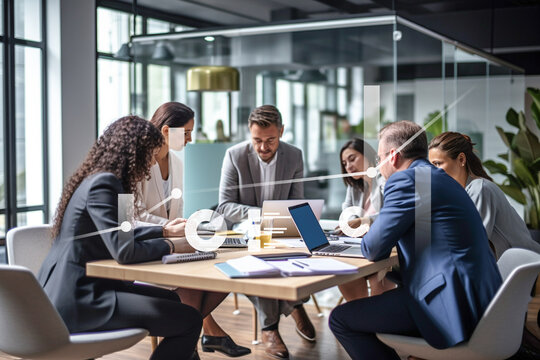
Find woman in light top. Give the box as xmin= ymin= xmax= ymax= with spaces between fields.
xmin=137 ymin=102 xmax=194 ymax=224
xmin=337 ymin=138 xmax=395 ymax=300
xmin=429 ymin=131 xmax=540 ymax=258
xmin=138 ymin=102 xmax=250 ymax=357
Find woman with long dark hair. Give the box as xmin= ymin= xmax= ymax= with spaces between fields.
xmin=337 ymin=138 xmax=395 ymax=300
xmin=429 ymin=131 xmax=540 ymax=258
xmin=137 ymin=102 xmax=250 ymax=357
xmin=38 ymin=116 xmax=203 ymax=360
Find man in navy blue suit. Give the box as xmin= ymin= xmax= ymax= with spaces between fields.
xmin=329 ymin=121 xmax=502 ymax=360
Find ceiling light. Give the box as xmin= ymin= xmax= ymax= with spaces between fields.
xmin=187 ymin=66 xmax=240 ymax=92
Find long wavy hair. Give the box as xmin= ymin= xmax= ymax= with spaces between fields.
xmin=429 ymin=131 xmax=493 ymax=181
xmin=52 ymin=116 xmax=164 ymax=238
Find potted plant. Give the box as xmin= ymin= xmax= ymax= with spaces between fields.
xmin=483 ymin=87 xmax=540 ymax=242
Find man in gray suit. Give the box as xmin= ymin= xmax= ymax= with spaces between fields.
xmin=217 ymin=105 xmax=315 ymax=359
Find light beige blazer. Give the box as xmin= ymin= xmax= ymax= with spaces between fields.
xmin=137 ymin=151 xmax=184 ymax=225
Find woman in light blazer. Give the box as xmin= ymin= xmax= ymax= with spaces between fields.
xmin=138 ymin=102 xmax=250 ymax=358
xmin=337 ymin=138 xmax=395 ymax=300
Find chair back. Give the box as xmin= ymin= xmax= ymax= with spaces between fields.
xmin=467 ymin=248 xmax=540 ymax=358
xmin=6 ymin=224 xmax=52 ymax=275
xmin=0 ymin=264 xmax=70 ymax=356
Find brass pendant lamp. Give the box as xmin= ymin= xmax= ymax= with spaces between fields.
xmin=187 ymin=65 xmax=239 ymax=92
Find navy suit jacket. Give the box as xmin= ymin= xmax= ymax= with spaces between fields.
xmin=361 ymin=159 xmax=502 ymax=349
xmin=38 ymin=173 xmax=170 ymax=333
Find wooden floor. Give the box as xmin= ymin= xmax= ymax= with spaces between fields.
xmin=1 ymin=292 xmax=539 ymax=360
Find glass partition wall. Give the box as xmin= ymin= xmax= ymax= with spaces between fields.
xmin=127 ymin=15 xmax=524 ymax=218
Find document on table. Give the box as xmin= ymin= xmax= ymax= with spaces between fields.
xmin=274 ymin=238 xmax=307 ymax=248
xmin=215 ymin=255 xmax=282 ymax=278
xmin=268 ymin=258 xmax=359 ymax=276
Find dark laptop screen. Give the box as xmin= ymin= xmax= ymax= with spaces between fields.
xmin=288 ymin=203 xmax=329 ymax=252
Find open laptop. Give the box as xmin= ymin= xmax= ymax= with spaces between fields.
xmin=261 ymin=199 xmax=324 ymax=238
xmin=288 ymin=202 xmax=364 ymax=258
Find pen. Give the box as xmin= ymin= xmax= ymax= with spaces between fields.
xmin=296 ymin=260 xmax=309 ymax=267
xmin=291 ymin=262 xmax=304 ymax=269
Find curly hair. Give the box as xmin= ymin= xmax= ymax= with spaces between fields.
xmin=52 ymin=115 xmax=164 ymax=238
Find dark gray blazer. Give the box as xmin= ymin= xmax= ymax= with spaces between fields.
xmin=38 ymin=172 xmax=170 ymax=333
xmin=216 ymin=141 xmax=304 ymax=224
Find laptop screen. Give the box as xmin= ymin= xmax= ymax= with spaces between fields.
xmin=288 ymin=203 xmax=329 ymax=252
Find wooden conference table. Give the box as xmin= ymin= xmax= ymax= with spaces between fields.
xmin=86 ymin=247 xmax=398 ymax=302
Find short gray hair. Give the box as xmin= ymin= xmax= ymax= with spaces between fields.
xmin=379 ymin=120 xmax=427 ymax=160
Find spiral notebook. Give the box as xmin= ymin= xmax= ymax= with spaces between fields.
xmin=162 ymin=251 xmax=217 ymax=264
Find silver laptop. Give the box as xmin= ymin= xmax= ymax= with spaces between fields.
xmin=261 ymin=199 xmax=324 ymax=238
xmin=289 ymin=203 xmax=364 ymax=258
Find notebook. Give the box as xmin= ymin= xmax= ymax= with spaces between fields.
xmin=269 ymin=258 xmax=358 ymax=276
xmin=261 ymin=199 xmax=324 ymax=237
xmin=215 ymin=255 xmax=282 ymax=278
xmin=162 ymin=251 xmax=217 ymax=264
xmin=288 ymin=203 xmax=365 ymax=258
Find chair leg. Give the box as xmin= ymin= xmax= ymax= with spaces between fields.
xmin=151 ymin=336 xmax=158 ymax=351
xmin=233 ymin=292 xmax=240 ymax=315
xmin=311 ymin=293 xmax=324 ymax=317
xmin=252 ymin=304 xmax=259 ymax=345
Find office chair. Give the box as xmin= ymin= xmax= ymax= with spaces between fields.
xmin=6 ymin=224 xmax=53 ymax=276
xmin=0 ymin=264 xmax=148 ymax=359
xmin=6 ymin=225 xmax=150 ymax=357
xmin=376 ymin=248 xmax=540 ymax=360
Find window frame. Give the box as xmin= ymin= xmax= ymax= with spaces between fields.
xmin=0 ymin=0 xmax=49 ymax=246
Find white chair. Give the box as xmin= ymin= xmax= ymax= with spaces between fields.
xmin=0 ymin=264 xmax=148 ymax=360
xmin=7 ymin=224 xmax=53 ymax=275
xmin=4 ymin=225 xmax=149 ymax=359
xmin=376 ymin=248 xmax=540 ymax=360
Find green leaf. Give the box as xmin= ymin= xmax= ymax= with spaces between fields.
xmin=506 ymin=108 xmax=520 ymax=128
xmin=506 ymin=174 xmax=524 ymax=189
xmin=527 ymin=87 xmax=540 ymax=116
xmin=531 ymin=158 xmax=540 ymax=172
xmin=499 ymin=185 xmax=527 ymax=204
xmin=483 ymin=160 xmax=507 ymax=175
xmin=513 ymin=158 xmax=537 ymax=187
xmin=513 ymin=129 xmax=540 ymax=163
xmin=497 ymin=153 xmax=509 ymax=161
xmin=518 ymin=111 xmax=528 ymax=132
xmin=496 ymin=126 xmax=514 ymax=150
xmin=531 ymin=100 xmax=540 ymax=130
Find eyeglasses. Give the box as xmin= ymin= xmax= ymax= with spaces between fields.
xmin=375 ymin=152 xmax=391 ymax=165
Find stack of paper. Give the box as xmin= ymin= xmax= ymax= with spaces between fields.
xmin=269 ymin=258 xmax=358 ymax=276
xmin=215 ymin=255 xmax=282 ymax=278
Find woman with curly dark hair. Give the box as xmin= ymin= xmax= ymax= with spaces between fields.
xmin=38 ymin=116 xmax=203 ymax=360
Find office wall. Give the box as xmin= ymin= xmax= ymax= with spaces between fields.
xmin=47 ymin=0 xmax=96 ymax=218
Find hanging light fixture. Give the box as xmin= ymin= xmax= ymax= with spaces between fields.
xmin=187 ymin=66 xmax=239 ymax=91
xmin=114 ymin=43 xmax=132 ymax=60
xmin=186 ymin=35 xmax=240 ymax=91
xmin=152 ymin=41 xmax=174 ymax=61
xmin=114 ymin=0 xmax=137 ymax=61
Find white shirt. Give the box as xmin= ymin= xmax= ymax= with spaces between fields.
xmin=258 ymin=152 xmax=278 ymax=202
xmin=162 ymin=175 xmax=171 ymax=214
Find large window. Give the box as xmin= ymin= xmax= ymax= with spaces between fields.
xmin=96 ymin=3 xmax=193 ymax=134
xmin=0 ymin=0 xmax=48 ymax=244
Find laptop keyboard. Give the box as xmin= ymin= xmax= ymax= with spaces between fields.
xmin=319 ymin=244 xmax=351 ymax=253
xmin=221 ymin=237 xmax=247 ymax=248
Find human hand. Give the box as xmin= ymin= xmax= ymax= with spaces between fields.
xmin=163 ymin=218 xmax=187 ymax=238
